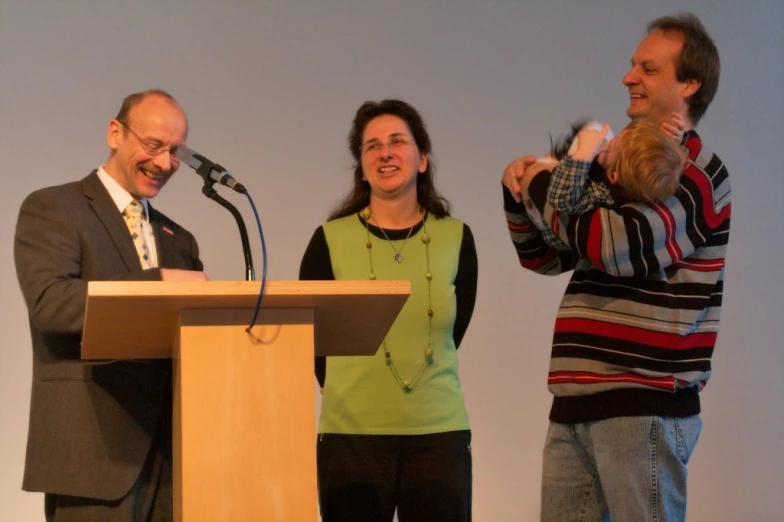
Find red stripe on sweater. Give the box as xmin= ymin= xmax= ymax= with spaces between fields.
xmin=683 ymin=136 xmax=731 ymax=228
xmin=520 ymin=248 xmax=556 ymax=270
xmin=672 ymin=258 xmax=726 ymax=271
xmin=507 ymin=220 xmax=533 ymax=233
xmin=550 ymin=209 xmax=560 ymax=237
xmin=683 ymin=164 xmax=732 ymax=229
xmin=548 ymin=371 xmax=677 ymax=390
xmin=554 ymin=317 xmax=717 ymax=349
xmin=651 ymin=201 xmax=682 ymax=263
xmin=586 ymin=213 xmax=606 ymax=271
xmin=684 ymin=137 xmax=700 ymax=158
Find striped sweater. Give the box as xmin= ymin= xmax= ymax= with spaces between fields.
xmin=504 ymin=130 xmax=731 ymax=423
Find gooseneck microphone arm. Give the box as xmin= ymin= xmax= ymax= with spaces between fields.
xmin=196 ymin=163 xmax=255 ymax=282
xmin=175 ymin=145 xmax=255 ymax=281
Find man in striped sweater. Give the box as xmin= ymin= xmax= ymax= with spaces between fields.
xmin=502 ymin=13 xmax=730 ymax=522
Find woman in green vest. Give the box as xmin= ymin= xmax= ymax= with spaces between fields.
xmin=300 ymin=99 xmax=478 ymax=522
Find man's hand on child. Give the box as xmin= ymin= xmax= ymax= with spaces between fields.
xmin=503 ymin=155 xmax=538 ymax=203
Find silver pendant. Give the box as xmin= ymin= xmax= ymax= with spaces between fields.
xmin=394 ymin=252 xmax=404 ymax=263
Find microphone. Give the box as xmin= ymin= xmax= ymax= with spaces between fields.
xmin=176 ymin=145 xmax=247 ymax=194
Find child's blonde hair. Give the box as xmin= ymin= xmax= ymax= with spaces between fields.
xmin=609 ymin=120 xmax=688 ymax=202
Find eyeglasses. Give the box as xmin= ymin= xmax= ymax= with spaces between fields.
xmin=117 ymin=120 xmax=180 ymax=159
xmin=361 ymin=135 xmax=415 ymax=155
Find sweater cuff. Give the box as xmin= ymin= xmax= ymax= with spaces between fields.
xmin=502 ymin=184 xmax=527 ymax=213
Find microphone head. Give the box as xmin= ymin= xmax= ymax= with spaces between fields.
xmin=175 ymin=145 xmax=203 ymax=171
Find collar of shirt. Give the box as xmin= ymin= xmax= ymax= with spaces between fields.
xmin=96 ymin=166 xmax=150 ymax=221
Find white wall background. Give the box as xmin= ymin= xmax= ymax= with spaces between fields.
xmin=1 ymin=1 xmax=782 ymax=520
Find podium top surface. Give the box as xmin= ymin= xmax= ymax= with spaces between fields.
xmin=82 ymin=280 xmax=410 ymax=360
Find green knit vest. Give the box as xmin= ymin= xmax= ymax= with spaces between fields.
xmin=320 ymin=213 xmax=470 ymax=435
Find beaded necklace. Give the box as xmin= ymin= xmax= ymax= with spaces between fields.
xmin=362 ymin=207 xmax=433 ymax=393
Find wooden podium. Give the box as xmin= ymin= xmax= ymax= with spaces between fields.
xmin=81 ymin=280 xmax=410 ymax=521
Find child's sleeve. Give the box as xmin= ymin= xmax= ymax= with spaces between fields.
xmin=547 ymin=158 xmax=615 ymax=214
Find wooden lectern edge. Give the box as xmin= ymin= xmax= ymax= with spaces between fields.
xmin=87 ymin=279 xmax=411 ymax=297
xmin=82 ymin=280 xmax=411 ymax=360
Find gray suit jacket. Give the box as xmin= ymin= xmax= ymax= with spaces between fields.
xmin=14 ymin=171 xmax=203 ymax=501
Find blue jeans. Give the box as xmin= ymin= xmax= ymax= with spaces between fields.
xmin=540 ymin=415 xmax=702 ymax=522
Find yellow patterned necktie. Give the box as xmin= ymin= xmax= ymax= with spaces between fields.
xmin=123 ymin=200 xmax=154 ymax=269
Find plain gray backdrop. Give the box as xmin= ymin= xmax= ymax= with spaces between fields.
xmin=2 ymin=1 xmax=782 ymax=520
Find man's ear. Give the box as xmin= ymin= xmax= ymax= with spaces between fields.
xmin=607 ymin=171 xmax=619 ymax=184
xmin=107 ymin=119 xmax=122 ymax=151
xmin=682 ymin=78 xmax=701 ymax=100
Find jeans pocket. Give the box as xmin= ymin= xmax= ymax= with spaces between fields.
xmin=673 ymin=415 xmax=702 ymax=464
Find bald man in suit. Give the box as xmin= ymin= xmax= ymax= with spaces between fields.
xmin=14 ymin=89 xmax=207 ymax=521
